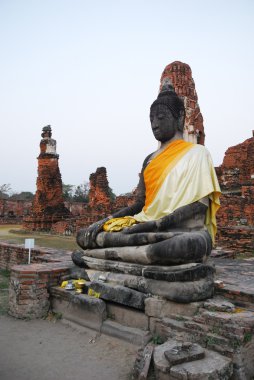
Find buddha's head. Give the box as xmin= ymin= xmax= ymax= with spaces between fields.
xmin=150 ymin=82 xmax=185 ymax=143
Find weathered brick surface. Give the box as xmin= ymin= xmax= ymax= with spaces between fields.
xmin=216 ymin=134 xmax=254 ymax=252
xmin=75 ymin=167 xmax=138 ymax=229
xmin=0 ymin=242 xmax=45 ymax=270
xmin=89 ymin=167 xmax=112 ymax=211
xmin=0 ymin=199 xmax=32 ymax=220
xmin=160 ymin=61 xmax=205 ymax=144
xmin=23 ymin=127 xmax=70 ymax=231
xmin=8 ymin=263 xmax=70 ymax=319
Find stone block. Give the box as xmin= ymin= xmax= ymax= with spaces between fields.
xmin=143 ymin=263 xmax=215 ymax=282
xmin=153 ymin=341 xmax=233 ymax=380
xmin=101 ymin=319 xmax=152 ymax=346
xmin=145 ymin=298 xmax=201 ymax=318
xmin=106 ymin=302 xmax=149 ymax=330
xmin=132 ymin=344 xmax=154 ymax=379
xmin=80 ymin=255 xmax=145 ymax=276
xmin=89 ymin=281 xmax=147 ymax=310
xmin=164 ymin=342 xmax=205 ymax=366
xmin=50 ymin=287 xmax=106 ymax=331
xmin=140 ymin=275 xmax=214 ymax=303
xmin=149 ymin=317 xmax=161 ymax=335
xmin=203 ymin=296 xmax=235 ymax=312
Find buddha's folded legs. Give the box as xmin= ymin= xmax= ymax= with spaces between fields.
xmin=76 ymin=230 xmax=212 ymax=266
xmin=95 ymin=231 xmax=183 ymax=248
xmin=148 ymin=230 xmax=212 ymax=265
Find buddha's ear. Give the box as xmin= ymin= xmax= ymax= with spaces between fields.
xmin=177 ymin=110 xmax=185 ymax=132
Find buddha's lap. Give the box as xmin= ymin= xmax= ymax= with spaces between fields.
xmin=95 ymin=229 xmax=212 ymax=252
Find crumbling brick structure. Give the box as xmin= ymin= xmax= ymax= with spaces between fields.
xmin=75 ymin=167 xmax=137 ymax=230
xmin=89 ymin=167 xmax=112 ymax=212
xmin=160 ymin=61 xmax=205 ymax=145
xmin=216 ymin=132 xmax=254 ymax=252
xmin=23 ymin=126 xmax=70 ymax=231
xmin=0 ymin=199 xmax=32 ymax=223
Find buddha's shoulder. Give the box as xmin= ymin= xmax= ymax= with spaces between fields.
xmin=190 ymin=144 xmax=211 ymax=157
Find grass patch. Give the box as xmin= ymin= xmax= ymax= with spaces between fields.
xmin=0 ymin=269 xmax=10 ymax=315
xmin=0 ymin=269 xmax=10 ymax=289
xmin=243 ymin=332 xmax=253 ymax=344
xmin=151 ymin=335 xmax=163 ymax=345
xmin=0 ymin=295 xmax=9 ymax=315
xmin=0 ymin=224 xmax=77 ymax=251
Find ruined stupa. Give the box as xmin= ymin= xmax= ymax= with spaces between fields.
xmin=23 ymin=126 xmax=70 ymax=231
xmin=160 ymin=61 xmax=205 ymax=144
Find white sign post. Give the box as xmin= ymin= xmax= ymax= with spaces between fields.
xmin=25 ymin=239 xmax=35 ymax=264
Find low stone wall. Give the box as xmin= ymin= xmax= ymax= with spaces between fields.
xmin=9 ymin=263 xmax=71 ymax=319
xmin=0 ymin=242 xmax=45 ymax=270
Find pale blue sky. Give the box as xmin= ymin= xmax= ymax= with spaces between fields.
xmin=1 ymin=0 xmax=254 ymax=195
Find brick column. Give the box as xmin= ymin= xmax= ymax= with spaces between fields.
xmin=9 ymin=263 xmax=70 ymax=319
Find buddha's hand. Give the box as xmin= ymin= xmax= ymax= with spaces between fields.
xmin=122 ymin=220 xmax=157 ymax=234
xmin=77 ymin=217 xmax=110 ymax=249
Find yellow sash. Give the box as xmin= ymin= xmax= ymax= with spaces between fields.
xmin=134 ymin=143 xmax=221 ymax=244
xmin=143 ymin=140 xmax=194 ymax=211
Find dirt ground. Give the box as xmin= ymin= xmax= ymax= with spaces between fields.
xmin=0 ymin=315 xmax=137 ymax=380
xmin=0 ymin=271 xmax=137 ymax=380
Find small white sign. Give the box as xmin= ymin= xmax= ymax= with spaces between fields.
xmin=25 ymin=239 xmax=35 ymax=249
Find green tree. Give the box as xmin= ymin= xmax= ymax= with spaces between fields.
xmin=62 ymin=184 xmax=74 ymax=201
xmin=73 ymin=182 xmax=89 ymax=203
xmin=108 ymin=187 xmax=116 ymax=201
xmin=9 ymin=192 xmax=34 ymax=201
xmin=0 ymin=184 xmax=12 ymax=199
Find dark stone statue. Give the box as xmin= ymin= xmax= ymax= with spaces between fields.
xmin=72 ymin=83 xmax=220 ymax=302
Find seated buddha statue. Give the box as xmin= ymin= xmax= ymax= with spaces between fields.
xmin=73 ymin=84 xmax=220 ymax=268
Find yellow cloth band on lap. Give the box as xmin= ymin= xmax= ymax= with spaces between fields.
xmin=103 ymin=216 xmax=137 ymax=232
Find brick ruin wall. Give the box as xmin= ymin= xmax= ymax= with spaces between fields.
xmin=0 ymin=241 xmax=72 ymax=318
xmin=0 ymin=242 xmax=45 ymax=270
xmin=0 ymin=199 xmax=32 ymax=223
xmin=216 ymin=134 xmax=254 ymax=252
xmin=74 ymin=167 xmax=137 ymax=231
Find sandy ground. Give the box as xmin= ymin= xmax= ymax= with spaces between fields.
xmin=0 ymin=313 xmax=137 ymax=380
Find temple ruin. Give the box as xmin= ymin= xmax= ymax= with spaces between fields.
xmin=160 ymin=61 xmax=205 ymax=144
xmin=23 ymin=126 xmax=70 ymax=231
xmin=2 ymin=63 xmax=253 ymax=254
xmin=216 ymin=132 xmax=254 ymax=252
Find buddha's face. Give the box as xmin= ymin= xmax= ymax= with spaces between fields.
xmin=150 ymin=104 xmax=179 ymax=142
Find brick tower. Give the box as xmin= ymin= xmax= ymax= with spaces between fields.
xmin=23 ymin=126 xmax=70 ymax=231
xmin=160 ymin=61 xmax=205 ymax=145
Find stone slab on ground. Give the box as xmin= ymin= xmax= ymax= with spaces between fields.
xmin=101 ymin=319 xmax=152 ymax=346
xmin=215 ymin=258 xmax=254 ymax=307
xmin=50 ymin=286 xmax=107 ymax=331
xmin=164 ymin=342 xmax=205 ymax=367
xmin=153 ymin=341 xmax=233 ymax=380
xmin=106 ymin=302 xmax=149 ymax=330
xmin=203 ymin=296 xmax=235 ymax=312
xmin=132 ymin=344 xmax=154 ymax=379
xmin=89 ymin=281 xmax=147 ymax=310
